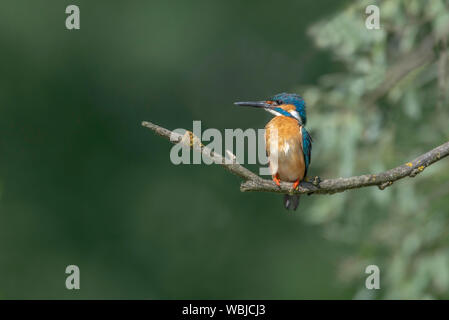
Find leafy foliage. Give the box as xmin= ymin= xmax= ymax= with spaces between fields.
xmin=300 ymin=0 xmax=449 ymax=299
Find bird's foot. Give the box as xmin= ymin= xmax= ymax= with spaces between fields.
xmin=272 ymin=174 xmax=281 ymax=187
xmin=292 ymin=179 xmax=300 ymax=191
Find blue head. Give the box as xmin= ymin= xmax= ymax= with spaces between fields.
xmin=234 ymin=92 xmax=307 ymax=125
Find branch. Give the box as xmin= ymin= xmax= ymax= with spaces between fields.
xmin=142 ymin=121 xmax=449 ymax=196
xmin=141 ymin=121 xmax=261 ymax=181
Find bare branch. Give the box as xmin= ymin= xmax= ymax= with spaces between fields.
xmin=241 ymin=141 xmax=449 ymax=194
xmin=142 ymin=121 xmax=449 ymax=196
xmin=141 ymin=121 xmax=261 ymax=181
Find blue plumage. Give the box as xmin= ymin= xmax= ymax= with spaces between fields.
xmin=270 ymin=93 xmax=307 ymax=125
xmin=273 ymin=107 xmax=294 ymax=118
xmin=301 ymin=126 xmax=312 ymax=177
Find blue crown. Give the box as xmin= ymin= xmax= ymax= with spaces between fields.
xmin=270 ymin=93 xmax=307 ymax=125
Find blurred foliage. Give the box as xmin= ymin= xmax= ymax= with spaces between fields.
xmin=0 ymin=0 xmax=351 ymax=299
xmin=299 ymin=0 xmax=449 ymax=299
xmin=1 ymin=0 xmax=448 ymax=300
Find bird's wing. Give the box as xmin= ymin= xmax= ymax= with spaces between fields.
xmin=301 ymin=126 xmax=312 ymax=177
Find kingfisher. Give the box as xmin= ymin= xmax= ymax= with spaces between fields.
xmin=234 ymin=93 xmax=312 ymax=210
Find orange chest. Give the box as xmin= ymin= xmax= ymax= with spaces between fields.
xmin=265 ymin=116 xmax=303 ymax=152
xmin=264 ymin=116 xmax=305 ymax=181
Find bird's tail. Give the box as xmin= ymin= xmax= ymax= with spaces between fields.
xmin=283 ymin=194 xmax=300 ymax=211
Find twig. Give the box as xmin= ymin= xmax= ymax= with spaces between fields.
xmin=142 ymin=121 xmax=261 ymax=181
xmin=142 ymin=121 xmax=449 ymax=196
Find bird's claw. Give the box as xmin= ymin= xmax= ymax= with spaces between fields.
xmin=291 ymin=179 xmax=300 ymax=191
xmin=273 ymin=174 xmax=281 ymax=187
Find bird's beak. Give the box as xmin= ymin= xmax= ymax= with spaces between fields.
xmin=234 ymin=101 xmax=272 ymax=109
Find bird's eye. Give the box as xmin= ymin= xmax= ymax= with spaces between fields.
xmin=275 ymin=100 xmax=282 ymax=105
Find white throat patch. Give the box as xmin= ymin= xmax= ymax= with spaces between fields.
xmin=290 ymin=110 xmax=303 ymax=125
xmin=290 ymin=110 xmax=300 ymax=120
xmin=266 ymin=108 xmax=303 ymax=125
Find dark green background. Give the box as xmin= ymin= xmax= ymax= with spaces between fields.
xmin=0 ymin=1 xmax=354 ymax=298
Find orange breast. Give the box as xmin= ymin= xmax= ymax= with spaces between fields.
xmin=265 ymin=116 xmax=305 ymax=182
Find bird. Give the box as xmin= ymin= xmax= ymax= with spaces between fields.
xmin=234 ymin=93 xmax=312 ymax=210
